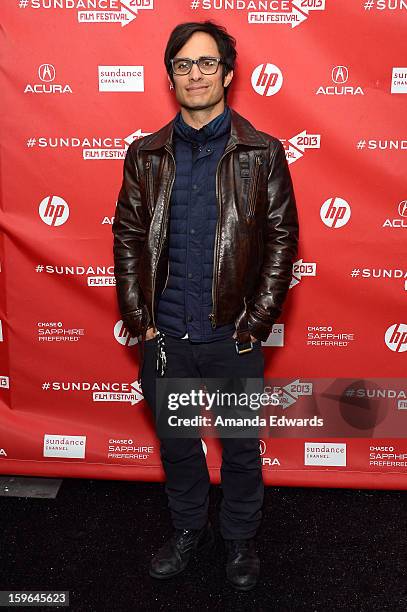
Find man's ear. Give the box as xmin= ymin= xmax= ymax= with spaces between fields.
xmin=224 ymin=69 xmax=234 ymax=88
xmin=167 ymin=75 xmax=174 ymax=90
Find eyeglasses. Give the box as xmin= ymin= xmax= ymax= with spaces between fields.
xmin=170 ymin=56 xmax=223 ymax=76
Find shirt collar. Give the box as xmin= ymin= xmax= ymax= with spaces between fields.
xmin=174 ymin=105 xmax=231 ymax=144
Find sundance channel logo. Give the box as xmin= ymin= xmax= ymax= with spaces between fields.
xmin=304 ymin=442 xmax=346 ymax=466
xmin=98 ymin=65 xmax=144 ymax=92
xmin=43 ymin=434 xmax=86 ymax=459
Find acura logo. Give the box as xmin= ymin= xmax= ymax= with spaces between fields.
xmin=398 ymin=200 xmax=407 ymax=217
xmin=331 ymin=65 xmax=349 ymax=84
xmin=38 ymin=64 xmax=56 ymax=82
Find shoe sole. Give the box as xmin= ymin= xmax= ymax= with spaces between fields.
xmin=149 ymin=529 xmax=216 ymax=580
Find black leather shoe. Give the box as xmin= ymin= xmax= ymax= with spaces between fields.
xmin=149 ymin=521 xmax=215 ymax=579
xmin=225 ymin=538 xmax=260 ymax=591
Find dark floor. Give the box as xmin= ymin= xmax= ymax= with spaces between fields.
xmin=0 ymin=478 xmax=406 ymax=611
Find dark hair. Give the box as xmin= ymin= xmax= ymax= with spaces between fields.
xmin=164 ymin=20 xmax=237 ymax=101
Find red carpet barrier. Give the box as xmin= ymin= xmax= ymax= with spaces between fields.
xmin=1 ymin=1 xmax=406 ymax=487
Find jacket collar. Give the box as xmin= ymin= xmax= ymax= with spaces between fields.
xmin=139 ymin=107 xmax=268 ymax=152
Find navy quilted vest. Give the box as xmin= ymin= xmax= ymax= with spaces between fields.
xmin=156 ymin=106 xmax=236 ymax=342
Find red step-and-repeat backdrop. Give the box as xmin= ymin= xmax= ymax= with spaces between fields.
xmin=1 ymin=0 xmax=406 ymax=488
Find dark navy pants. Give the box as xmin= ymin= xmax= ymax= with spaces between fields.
xmin=140 ymin=333 xmax=265 ymax=540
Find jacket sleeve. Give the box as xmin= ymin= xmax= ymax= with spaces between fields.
xmin=112 ymin=143 xmax=151 ymax=337
xmin=246 ymin=139 xmax=299 ymax=342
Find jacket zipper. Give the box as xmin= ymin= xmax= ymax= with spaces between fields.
xmin=208 ymin=142 xmax=237 ymax=329
xmin=145 ymin=158 xmax=154 ymax=217
xmin=246 ymin=154 xmax=262 ymax=218
xmin=151 ymin=150 xmax=175 ymax=330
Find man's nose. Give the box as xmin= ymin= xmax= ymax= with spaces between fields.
xmin=189 ymin=63 xmax=202 ymax=80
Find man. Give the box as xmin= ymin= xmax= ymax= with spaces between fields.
xmin=112 ymin=20 xmax=299 ymax=591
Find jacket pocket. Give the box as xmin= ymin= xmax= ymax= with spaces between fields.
xmin=246 ymin=154 xmax=263 ymax=218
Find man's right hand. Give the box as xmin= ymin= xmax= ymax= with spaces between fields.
xmin=145 ymin=326 xmax=158 ymax=341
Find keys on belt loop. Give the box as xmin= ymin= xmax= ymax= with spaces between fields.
xmin=156 ymin=330 xmax=167 ymax=376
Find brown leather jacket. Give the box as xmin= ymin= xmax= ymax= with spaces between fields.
xmin=112 ymin=107 xmax=299 ymax=346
